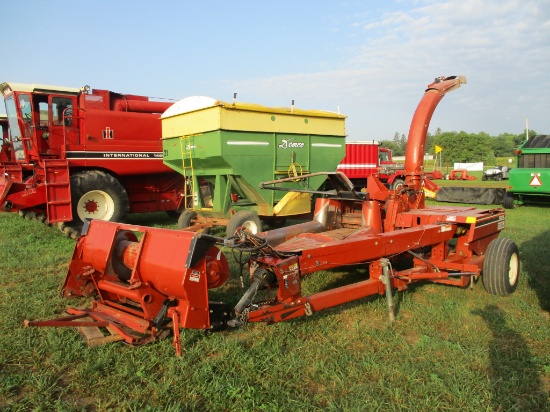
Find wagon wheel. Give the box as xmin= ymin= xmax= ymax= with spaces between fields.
xmin=226 ymin=211 xmax=263 ymax=236
xmin=177 ymin=210 xmax=210 ymax=234
xmin=390 ymin=178 xmax=405 ymax=191
xmin=482 ymin=238 xmax=520 ymax=296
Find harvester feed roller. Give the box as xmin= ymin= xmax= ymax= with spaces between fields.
xmin=25 ymin=76 xmax=520 ymax=355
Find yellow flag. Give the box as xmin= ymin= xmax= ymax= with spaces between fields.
xmin=435 ymin=145 xmax=443 ymax=154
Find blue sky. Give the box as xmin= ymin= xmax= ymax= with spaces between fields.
xmin=2 ymin=0 xmax=549 ymax=140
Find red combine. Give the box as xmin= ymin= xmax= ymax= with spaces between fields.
xmin=25 ymin=76 xmax=520 ymax=355
xmin=0 ymin=83 xmax=184 ymax=237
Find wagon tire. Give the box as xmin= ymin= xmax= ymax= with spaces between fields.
xmin=226 ymin=211 xmax=263 ymax=236
xmin=502 ymin=192 xmax=515 ymax=209
xmin=390 ymin=178 xmax=405 ymax=191
xmin=482 ymin=238 xmax=520 ymax=296
xmin=177 ymin=210 xmax=210 ymax=234
xmin=166 ymin=209 xmax=183 ymax=219
xmin=70 ymin=170 xmax=129 ymax=225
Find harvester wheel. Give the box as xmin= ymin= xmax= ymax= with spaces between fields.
xmin=391 ymin=178 xmax=405 ymax=191
xmin=482 ymin=238 xmax=520 ymax=296
xmin=502 ymin=192 xmax=515 ymax=209
xmin=177 ymin=210 xmax=210 ymax=234
xmin=70 ymin=171 xmax=129 ymax=224
xmin=226 ymin=211 xmax=262 ymax=236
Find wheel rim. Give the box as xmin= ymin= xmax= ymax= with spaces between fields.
xmin=242 ymin=220 xmax=259 ymax=234
xmin=76 ymin=190 xmax=115 ymax=221
xmin=508 ymin=253 xmax=519 ymax=285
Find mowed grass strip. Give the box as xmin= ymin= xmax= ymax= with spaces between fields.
xmin=0 ymin=198 xmax=549 ymax=411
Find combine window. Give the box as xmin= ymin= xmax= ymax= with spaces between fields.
xmin=52 ymin=97 xmax=73 ymax=126
xmin=518 ymin=154 xmax=550 ymax=168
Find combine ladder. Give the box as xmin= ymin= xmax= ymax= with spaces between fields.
xmin=44 ymin=159 xmax=72 ymax=223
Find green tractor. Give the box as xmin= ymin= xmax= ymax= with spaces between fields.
xmin=503 ymin=134 xmax=550 ymax=208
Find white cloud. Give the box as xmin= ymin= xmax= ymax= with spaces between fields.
xmin=230 ymin=0 xmax=550 ymax=139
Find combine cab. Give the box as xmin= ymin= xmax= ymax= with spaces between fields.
xmin=25 ymin=76 xmax=520 ymax=355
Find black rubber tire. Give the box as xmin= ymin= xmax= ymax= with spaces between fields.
xmin=390 ymin=178 xmax=405 ymax=191
xmin=166 ymin=209 xmax=183 ymax=219
xmin=177 ymin=210 xmax=209 ymax=234
xmin=70 ymin=170 xmax=129 ymax=225
xmin=482 ymin=238 xmax=520 ymax=296
xmin=481 ymin=175 xmax=487 ymax=181
xmin=226 ymin=211 xmax=263 ymax=236
xmin=502 ymin=192 xmax=515 ymax=209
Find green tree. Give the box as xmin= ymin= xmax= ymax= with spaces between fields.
xmin=425 ymin=132 xmax=435 ymax=156
xmin=491 ymin=133 xmax=516 ymax=157
xmin=399 ymin=133 xmax=407 ymax=154
xmin=379 ymin=140 xmax=400 ymax=154
xmin=435 ymin=131 xmax=493 ymax=164
xmin=392 ymin=132 xmax=405 ymax=156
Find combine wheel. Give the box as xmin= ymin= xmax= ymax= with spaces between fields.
xmin=482 ymin=238 xmax=520 ymax=296
xmin=226 ymin=211 xmax=262 ymax=236
xmin=62 ymin=225 xmax=81 ymax=240
xmin=177 ymin=210 xmax=210 ymax=234
xmin=502 ymin=192 xmax=515 ymax=209
xmin=24 ymin=211 xmax=36 ymax=220
xmin=390 ymin=178 xmax=405 ymax=191
xmin=35 ymin=213 xmax=47 ymax=223
xmin=70 ymin=171 xmax=129 ymax=224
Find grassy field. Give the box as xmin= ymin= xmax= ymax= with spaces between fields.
xmin=1 ymin=188 xmax=549 ymax=411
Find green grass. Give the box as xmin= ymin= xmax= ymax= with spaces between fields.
xmin=1 ymin=199 xmax=549 ymax=411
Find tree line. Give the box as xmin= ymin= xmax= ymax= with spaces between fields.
xmin=379 ymin=129 xmax=536 ymax=163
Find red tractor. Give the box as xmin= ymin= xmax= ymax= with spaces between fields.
xmin=26 ymin=76 xmax=520 ymax=356
xmin=0 ymin=83 xmax=184 ymax=236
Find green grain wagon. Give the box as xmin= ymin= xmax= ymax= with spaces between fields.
xmin=161 ymin=96 xmax=346 ymax=234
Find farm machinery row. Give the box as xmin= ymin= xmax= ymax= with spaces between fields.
xmin=25 ymin=75 xmax=521 ymax=355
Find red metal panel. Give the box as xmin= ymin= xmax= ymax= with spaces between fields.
xmin=337 ymin=141 xmax=379 ymax=178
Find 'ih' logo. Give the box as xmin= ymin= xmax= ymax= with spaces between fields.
xmin=530 ymin=173 xmax=542 ymax=187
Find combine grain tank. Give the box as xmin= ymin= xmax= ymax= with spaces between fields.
xmin=161 ymin=96 xmax=346 ymax=234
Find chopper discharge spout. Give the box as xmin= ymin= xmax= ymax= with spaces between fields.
xmin=404 ymin=76 xmax=466 ymax=182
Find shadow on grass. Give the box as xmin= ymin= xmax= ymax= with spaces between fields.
xmin=473 ymin=305 xmax=548 ymax=411
xmin=520 ymin=229 xmax=550 ymax=312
